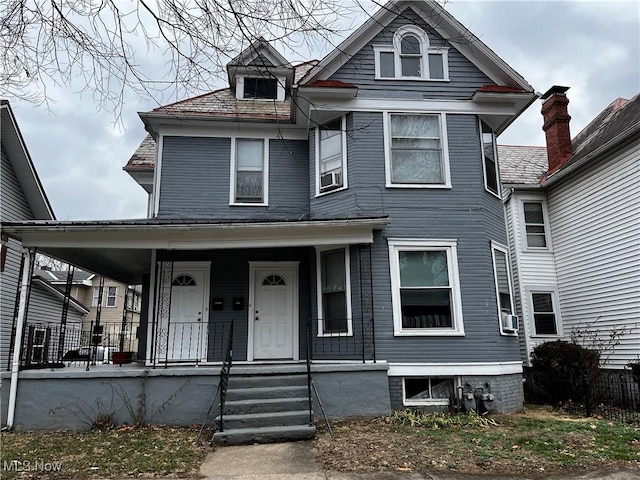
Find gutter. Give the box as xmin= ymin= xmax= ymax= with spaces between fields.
xmin=7 ymin=249 xmax=32 ymax=430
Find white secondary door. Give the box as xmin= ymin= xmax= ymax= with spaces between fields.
xmin=251 ymin=264 xmax=298 ymax=360
xmin=162 ymin=264 xmax=209 ymax=362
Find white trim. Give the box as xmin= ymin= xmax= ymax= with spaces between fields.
xmin=145 ymin=249 xmax=157 ymax=367
xmin=402 ymin=376 xmax=459 ymax=407
xmin=315 ymin=246 xmax=353 ymax=337
xmin=315 ymin=115 xmax=348 ymax=197
xmin=152 ymin=134 xmax=163 ymax=218
xmin=156 ymin=124 xmax=307 ymax=141
xmin=388 ymin=361 xmax=524 ymax=377
xmin=248 ymin=261 xmax=300 ymax=362
xmin=480 ymin=119 xmax=501 ymax=198
xmin=235 ymin=74 xmax=286 ymax=102
xmin=491 ymin=241 xmax=517 ymax=336
xmin=518 ymin=197 xmax=553 ymax=252
xmin=310 ymin=99 xmax=515 ymax=115
xmin=388 ymin=238 xmax=464 ymax=336
xmin=230 ymin=137 xmax=269 ymax=206
xmin=372 ymin=25 xmax=451 ymax=82
xmin=525 ymin=285 xmax=563 ymax=338
xmin=105 ymin=285 xmax=118 ymax=308
xmin=384 ymin=112 xmax=451 ymax=188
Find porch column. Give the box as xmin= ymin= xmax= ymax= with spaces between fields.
xmin=7 ymin=248 xmax=33 ymax=429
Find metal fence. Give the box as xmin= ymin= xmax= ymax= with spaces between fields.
xmin=564 ymin=368 xmax=640 ymax=425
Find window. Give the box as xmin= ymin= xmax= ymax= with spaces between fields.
xmin=243 ymin=77 xmax=277 ymax=99
xmin=481 ymin=121 xmax=499 ymax=196
xmin=235 ymin=75 xmax=285 ymax=101
xmin=232 ymin=138 xmax=267 ymax=204
xmin=92 ymin=287 xmax=100 ymax=307
xmin=374 ymin=26 xmax=449 ymax=80
xmin=403 ymin=377 xmax=455 ymax=406
xmin=316 ymin=117 xmax=346 ymax=194
xmin=173 ymin=274 xmax=196 ymax=286
xmin=317 ymin=247 xmax=351 ymax=335
xmin=491 ymin=243 xmax=515 ymax=334
xmin=106 ymin=286 xmax=117 ymax=307
xmin=531 ymin=292 xmax=559 ymax=335
xmin=523 ymin=201 xmax=548 ymax=248
xmin=389 ymin=239 xmax=464 ymax=335
xmin=386 ymin=113 xmax=449 ymax=187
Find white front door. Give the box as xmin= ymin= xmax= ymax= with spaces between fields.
xmin=251 ymin=264 xmax=298 ymax=360
xmin=163 ymin=264 xmax=209 ymax=362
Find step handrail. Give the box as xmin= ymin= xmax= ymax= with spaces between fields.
xmin=218 ymin=320 xmax=234 ymax=432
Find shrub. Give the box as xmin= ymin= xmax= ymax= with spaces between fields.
xmin=530 ymin=340 xmax=600 ymax=403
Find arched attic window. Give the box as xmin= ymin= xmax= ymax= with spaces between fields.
xmin=374 ymin=25 xmax=449 ymax=80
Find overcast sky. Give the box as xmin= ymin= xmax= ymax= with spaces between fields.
xmin=8 ymin=0 xmax=639 ymax=221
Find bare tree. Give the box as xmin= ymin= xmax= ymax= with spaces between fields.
xmin=1 ymin=0 xmax=345 ymax=116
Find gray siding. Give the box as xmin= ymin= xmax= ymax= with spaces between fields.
xmin=329 ymin=8 xmax=493 ymax=99
xmin=312 ymin=112 xmax=519 ymax=363
xmin=158 ymin=137 xmax=309 ymax=219
xmin=1 ymin=146 xmax=36 ymax=369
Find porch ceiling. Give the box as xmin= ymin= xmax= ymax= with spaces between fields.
xmin=2 ymin=217 xmax=389 ymax=284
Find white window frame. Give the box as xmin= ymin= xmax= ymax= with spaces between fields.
xmin=480 ymin=120 xmax=500 ymax=198
xmin=388 ymin=239 xmax=464 ymax=336
xmin=315 ymin=115 xmax=348 ymax=197
xmin=526 ymin=286 xmax=562 ymax=338
xmin=315 ymin=246 xmax=353 ymax=337
xmin=105 ymin=286 xmax=117 ymax=308
xmin=402 ymin=376 xmax=459 ymax=406
xmin=235 ymin=74 xmax=286 ymax=101
xmin=519 ymin=198 xmax=552 ymax=251
xmin=491 ymin=242 xmax=516 ymax=336
xmin=373 ymin=25 xmax=449 ymax=81
xmin=92 ymin=287 xmax=100 ymax=307
xmin=230 ymin=137 xmax=269 ymax=206
xmin=384 ymin=112 xmax=451 ymax=188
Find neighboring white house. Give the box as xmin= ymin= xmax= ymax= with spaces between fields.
xmin=500 ymin=86 xmax=640 ymax=369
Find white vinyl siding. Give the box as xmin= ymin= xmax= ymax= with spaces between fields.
xmin=547 ymin=142 xmax=640 ymax=369
xmin=507 ymin=192 xmax=560 ymax=365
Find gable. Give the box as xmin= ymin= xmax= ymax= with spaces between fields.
xmin=303 ymin=0 xmax=532 ymax=92
xmin=328 ymin=7 xmax=493 ymax=99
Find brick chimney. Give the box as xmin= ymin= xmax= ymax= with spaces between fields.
xmin=541 ymin=86 xmax=572 ymax=173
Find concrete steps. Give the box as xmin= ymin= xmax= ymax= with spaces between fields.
xmin=213 ymin=373 xmax=315 ymax=445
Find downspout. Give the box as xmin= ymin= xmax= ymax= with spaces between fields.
xmin=7 ymin=248 xmax=33 ymax=429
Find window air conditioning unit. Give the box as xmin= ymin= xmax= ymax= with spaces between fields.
xmin=320 ymin=171 xmax=341 ymax=191
xmin=501 ymin=313 xmax=519 ymax=333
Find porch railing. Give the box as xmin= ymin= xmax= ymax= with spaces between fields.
xmin=153 ymin=320 xmax=233 ymax=367
xmin=307 ymin=317 xmax=376 ymax=362
xmin=19 ymin=321 xmax=140 ymax=369
xmin=217 ymin=320 xmax=234 ymax=433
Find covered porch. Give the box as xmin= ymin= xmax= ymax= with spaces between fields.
xmin=3 ymin=217 xmax=388 ymax=371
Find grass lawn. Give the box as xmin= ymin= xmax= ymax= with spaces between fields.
xmin=1 ymin=406 xmax=638 ymax=478
xmin=0 ymin=425 xmax=209 ymax=479
xmin=315 ymin=405 xmax=640 ymax=476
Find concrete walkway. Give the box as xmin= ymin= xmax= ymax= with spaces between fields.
xmin=199 ymin=441 xmax=639 ymax=480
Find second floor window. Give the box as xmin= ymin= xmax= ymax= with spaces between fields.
xmin=317 ymin=117 xmax=346 ymax=194
xmin=387 ymin=113 xmax=448 ymax=187
xmin=523 ymin=201 xmax=548 ymax=248
xmin=106 ymin=286 xmax=117 ymax=307
xmin=243 ymin=77 xmax=277 ymax=99
xmin=481 ymin=121 xmax=499 ymax=196
xmin=233 ymin=139 xmax=266 ymax=204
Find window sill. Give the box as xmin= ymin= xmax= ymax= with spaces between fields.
xmin=315 ymin=185 xmax=347 ymax=198
xmin=522 ymin=247 xmax=553 ymax=254
xmin=485 ymin=187 xmax=501 ymax=199
xmin=375 ymin=76 xmax=450 ymax=82
xmin=499 ymin=330 xmax=518 ymax=337
xmin=403 ymin=399 xmax=450 ymax=406
xmin=531 ymin=333 xmax=562 ymax=339
xmin=316 ymin=332 xmax=353 ymax=338
xmin=394 ymin=330 xmax=465 ymax=337
xmin=230 ymin=202 xmax=269 ymax=207
xmin=386 ymin=183 xmax=451 ymax=189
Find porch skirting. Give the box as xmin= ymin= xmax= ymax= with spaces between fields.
xmin=0 ymin=362 xmax=391 ymax=430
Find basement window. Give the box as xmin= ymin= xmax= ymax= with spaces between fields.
xmin=403 ymin=377 xmax=455 ymax=406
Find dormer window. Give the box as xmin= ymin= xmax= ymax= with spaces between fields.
xmin=244 ymin=77 xmax=277 ymax=99
xmin=235 ymin=74 xmax=286 ymax=101
xmin=374 ymin=25 xmax=449 ymax=81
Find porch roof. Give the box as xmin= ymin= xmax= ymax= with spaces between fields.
xmin=1 ymin=217 xmax=389 ymax=284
